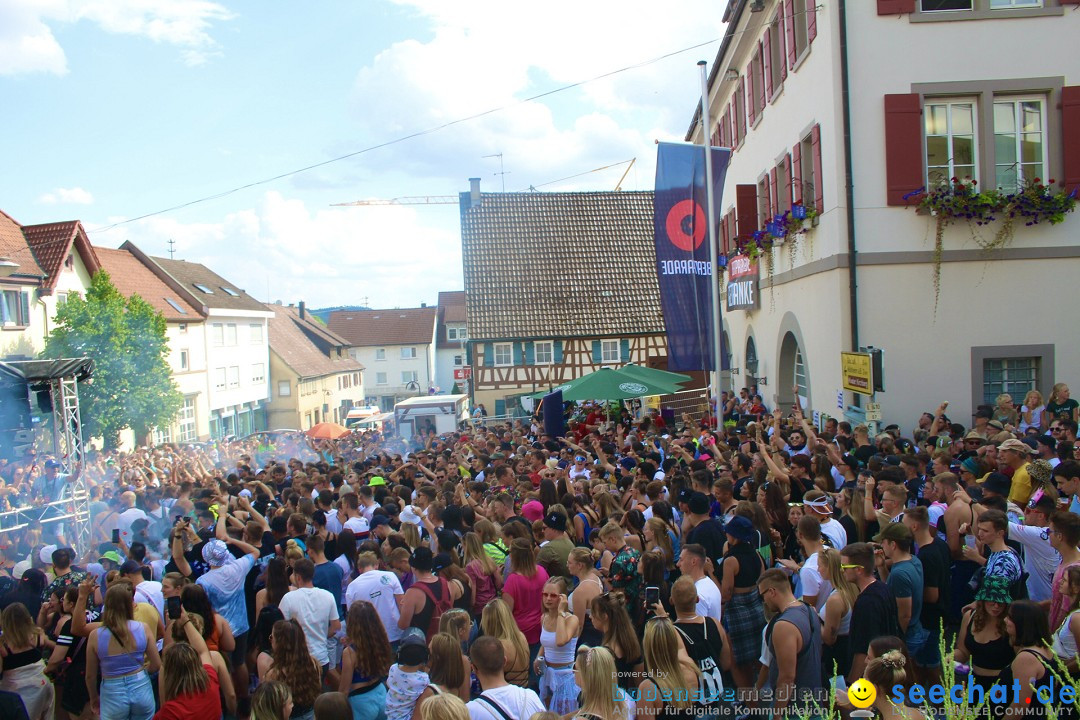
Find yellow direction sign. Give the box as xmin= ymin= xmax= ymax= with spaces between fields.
xmin=841 ymin=352 xmax=874 ymax=396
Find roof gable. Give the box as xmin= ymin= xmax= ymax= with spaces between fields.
xmin=267 ymin=304 xmax=364 ymax=379
xmin=94 ymin=247 xmax=201 ymax=321
xmin=146 ymin=255 xmax=268 ymax=313
xmin=0 ymin=209 xmax=45 ymax=281
xmin=459 ymin=191 xmax=664 ymax=340
xmin=327 ymin=306 xmax=437 ymax=347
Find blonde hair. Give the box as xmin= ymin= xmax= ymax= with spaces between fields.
xmin=865 ymin=649 xmax=907 ymax=692
xmin=568 ymin=547 xmax=594 ymax=573
xmin=995 ymin=393 xmax=1013 ymax=408
xmin=1024 ymin=390 xmax=1044 ymax=409
xmin=598 ymin=521 xmax=623 ymax=541
xmin=400 ymin=523 xmax=421 ymax=549
xmin=251 ymin=680 xmax=292 ymax=720
xmin=643 ymin=618 xmax=700 ymax=710
xmin=428 ymin=632 xmax=465 ymax=690
xmin=284 ymin=540 xmax=304 ymax=564
xmin=419 ymin=693 xmax=470 ymax=720
xmin=480 ymin=599 xmax=528 ymax=671
xmin=438 ymin=608 xmax=471 ymax=641
xmin=462 ymin=532 xmax=495 ymax=576
xmin=645 ymin=517 xmax=675 ymax=566
xmin=0 ymin=603 xmax=41 ymax=649
xmin=575 ymin=646 xmax=628 ymax=720
xmin=160 ymin=642 xmax=209 ymax=703
xmin=1052 ymin=383 xmax=1070 ymax=403
xmin=102 ymin=582 xmax=136 ymax=650
xmin=818 ymin=548 xmax=857 ymax=613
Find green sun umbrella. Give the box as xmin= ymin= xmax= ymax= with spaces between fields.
xmin=619 ymin=363 xmax=694 ymax=394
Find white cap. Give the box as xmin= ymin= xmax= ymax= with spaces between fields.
xmin=400 ymin=506 xmax=423 ymax=526
xmin=39 ymin=544 xmax=58 ymax=565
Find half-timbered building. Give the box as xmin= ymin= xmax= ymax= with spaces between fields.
xmin=459 ymin=179 xmax=669 ymax=415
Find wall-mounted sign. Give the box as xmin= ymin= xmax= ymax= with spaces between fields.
xmin=725 ymin=254 xmax=759 ymax=311
xmin=841 ymin=352 xmax=874 ymax=396
xmin=453 ymin=368 xmax=472 ymax=380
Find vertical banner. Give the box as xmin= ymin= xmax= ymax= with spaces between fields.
xmin=653 ymin=142 xmax=732 ymax=371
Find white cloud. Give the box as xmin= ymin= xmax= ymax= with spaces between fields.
xmin=91 ymin=191 xmax=462 ymax=309
xmin=0 ymin=0 xmax=234 ymax=75
xmin=39 ymin=186 xmax=95 ymax=205
xmin=348 ymin=0 xmax=724 ymax=192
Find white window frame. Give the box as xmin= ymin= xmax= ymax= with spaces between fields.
xmin=494 ymin=343 xmax=513 ymax=366
xmin=225 ymin=323 xmax=238 ymax=346
xmin=534 ymin=341 xmax=554 ymax=365
xmin=767 ymin=14 xmax=784 ymax=99
xmin=278 ymin=380 xmax=291 ymax=397
xmin=991 ymin=0 xmax=1041 ymax=7
xmin=794 ymin=347 xmax=808 ymax=399
xmin=924 ymin=98 xmax=979 ymax=187
xmin=601 ymin=340 xmax=620 ymax=364
xmin=983 ymin=357 xmax=1038 ymax=406
xmin=249 ymin=323 xmax=263 ymax=344
xmin=798 ymin=132 xmax=816 ymax=207
xmin=401 ymin=370 xmax=418 ymax=385
xmin=178 ymin=323 xmax=187 ymax=334
xmin=921 ymin=0 xmax=973 ymax=10
xmin=447 ymin=327 xmax=459 ymax=340
xmin=376 ymin=372 xmax=388 ymax=386
xmin=993 ymin=96 xmax=1047 ymax=193
xmin=251 ymin=363 xmax=265 ymax=384
xmin=152 ymin=426 xmax=172 ymax=445
xmin=213 ymin=368 xmax=226 ymax=392
xmin=792 ymin=0 xmax=810 ymax=61
xmin=375 ymin=348 xmax=386 ymax=361
xmin=211 ymin=323 xmax=224 ymax=347
xmin=750 ymin=51 xmax=765 ymax=121
xmin=179 ymin=350 xmax=189 ymax=371
xmin=401 ymin=347 xmax=417 ymax=359
xmin=178 ymin=398 xmax=197 ymax=442
xmin=227 ymin=366 xmax=240 ymax=389
xmin=453 ymin=355 xmax=464 ymax=366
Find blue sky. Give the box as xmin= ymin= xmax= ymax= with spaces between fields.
xmin=0 ymin=1 xmax=725 ymax=308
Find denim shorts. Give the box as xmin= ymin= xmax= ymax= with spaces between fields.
xmin=348 ymin=682 xmax=387 ymax=720
xmin=912 ymin=624 xmax=942 ymax=668
xmin=100 ymin=671 xmax=155 ymax=720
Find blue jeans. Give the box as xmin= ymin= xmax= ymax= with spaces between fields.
xmin=100 ymin=671 xmax=155 ymax=720
xmin=348 ymin=683 xmax=387 ymax=720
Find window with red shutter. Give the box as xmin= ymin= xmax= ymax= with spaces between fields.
xmin=792 ymin=142 xmax=803 ymax=204
xmin=785 ymin=0 xmax=797 ymax=69
xmin=770 ymin=167 xmax=780 ymax=217
xmin=807 ymin=0 xmax=817 ymax=42
xmin=737 ymin=77 xmax=747 ymax=142
xmin=783 ymin=155 xmax=794 ymax=212
xmin=777 ymin=11 xmax=788 ymax=82
xmin=812 ymin=124 xmax=824 ymax=213
xmin=756 ymin=45 xmax=767 ymax=113
xmin=1064 ymin=86 xmax=1080 ymax=195
xmin=720 ymin=209 xmax=730 ymax=254
xmin=736 ymin=185 xmax=758 ymax=240
xmin=763 ymin=34 xmax=773 ymax=102
xmin=758 ymin=175 xmax=772 ymax=228
xmin=747 ymin=61 xmax=757 ymax=126
xmin=883 ymin=93 xmax=925 ymax=206
xmin=877 ymin=0 xmax=916 ymax=14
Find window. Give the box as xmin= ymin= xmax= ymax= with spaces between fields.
xmin=792 ymin=0 xmax=810 ymax=59
xmin=179 ymin=350 xmax=189 ymax=370
xmin=376 ymin=372 xmax=388 ymax=386
xmin=794 ymin=347 xmax=808 ymax=399
xmin=798 ymin=132 xmax=816 ymax=209
xmin=601 ymin=340 xmax=620 ymax=364
xmin=457 ymin=327 xmax=467 ymax=340
xmin=535 ymin=341 xmax=554 ymax=365
xmin=250 ymin=323 xmax=263 ymax=343
xmin=494 ymin=343 xmax=513 ymax=366
xmin=178 ymin=398 xmax=196 ymax=442
xmin=925 ymin=100 xmax=977 ymax=186
xmin=227 ymin=366 xmax=240 ymax=389
xmin=221 ymin=287 xmax=240 ymax=297
xmin=152 ymin=426 xmax=172 ymax=445
xmin=225 ymin=324 xmax=237 ymax=346
xmin=193 ymin=283 xmax=214 ymax=294
xmin=983 ymin=357 xmax=1038 ymax=406
xmin=768 ymin=15 xmax=784 ymax=96
xmin=1 ymin=289 xmax=29 ymax=327
xmin=278 ymin=380 xmax=291 ymax=397
xmin=401 ymin=347 xmax=416 ymax=359
xmin=775 ymin=158 xmax=791 ymax=212
xmin=57 ymin=292 xmax=68 ymax=305
xmin=758 ymin=175 xmax=771 ymax=227
xmin=251 ymin=363 xmax=265 ymax=384
xmin=211 ymin=323 xmax=224 ymax=346
xmin=401 ymin=371 xmax=418 ymax=385
xmin=164 ymin=297 xmax=186 ymax=315
xmin=994 ymin=98 xmax=1045 ymax=192
xmin=454 ymin=355 xmax=464 ymax=366
xmin=447 ymin=326 xmax=463 ymax=340
xmin=749 ymin=51 xmax=765 ymax=121
xmin=178 ymin=323 xmax=187 ymax=334
xmin=213 ymin=368 xmax=226 ymax=391
xmin=375 ymin=348 xmax=386 ymax=361
xmin=991 ymin=0 xmax=1041 ymax=5
xmin=735 ymin=77 xmax=747 ymax=141
xmin=921 ymin=0 xmax=972 ymax=9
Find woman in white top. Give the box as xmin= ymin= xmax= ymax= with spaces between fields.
xmin=567 ymin=548 xmax=604 ymax=647
xmin=1052 ymin=565 xmax=1080 ymax=672
xmin=1020 ymin=390 xmax=1047 ymax=433
xmin=535 ymin=577 xmax=580 ymax=715
xmin=818 ymin=548 xmax=856 ymax=681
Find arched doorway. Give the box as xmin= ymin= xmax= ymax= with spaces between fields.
xmin=745 ymin=336 xmax=759 ymax=389
xmin=778 ymin=332 xmax=808 ymax=409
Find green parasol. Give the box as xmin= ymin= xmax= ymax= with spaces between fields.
xmin=619 ymin=363 xmax=693 ymax=394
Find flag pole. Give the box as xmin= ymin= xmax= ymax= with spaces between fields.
xmin=699 ymin=60 xmax=723 ymax=430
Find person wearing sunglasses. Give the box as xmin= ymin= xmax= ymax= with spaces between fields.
xmin=840 ymin=542 xmax=900 ymax=685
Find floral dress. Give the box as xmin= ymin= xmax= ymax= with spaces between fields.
xmin=609 ymin=545 xmax=642 ymax=607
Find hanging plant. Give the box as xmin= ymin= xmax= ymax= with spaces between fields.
xmin=737 ymin=205 xmax=819 ymax=288
xmin=907 ymin=177 xmax=1077 ymax=313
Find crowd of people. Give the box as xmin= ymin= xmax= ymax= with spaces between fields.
xmin=0 ymin=381 xmax=1078 ymax=720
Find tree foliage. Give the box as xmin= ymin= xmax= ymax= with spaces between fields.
xmin=42 ymin=270 xmax=183 ymax=448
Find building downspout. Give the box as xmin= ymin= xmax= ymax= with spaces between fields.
xmin=839 ymin=0 xmax=861 ymax=403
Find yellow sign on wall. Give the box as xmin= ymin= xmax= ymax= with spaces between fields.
xmin=841 ymin=352 xmax=874 ymax=395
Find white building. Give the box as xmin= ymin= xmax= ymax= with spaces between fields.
xmin=435 ymin=291 xmax=468 ymax=395
xmin=328 ymin=306 xmax=437 ymax=412
xmin=689 ymin=0 xmax=1079 ymax=429
xmin=124 ymin=243 xmax=273 ymax=439
xmin=95 ymin=246 xmax=209 ymax=442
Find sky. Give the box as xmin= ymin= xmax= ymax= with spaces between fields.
xmin=0 ymin=0 xmax=726 ymax=309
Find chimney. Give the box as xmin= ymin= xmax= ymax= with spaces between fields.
xmin=298 ymin=301 xmax=306 ymax=320
xmin=469 ymin=177 xmax=481 ymax=208
xmin=421 ymin=302 xmax=427 ymax=308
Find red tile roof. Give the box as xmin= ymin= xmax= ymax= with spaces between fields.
xmin=0 ymin=209 xmax=45 ymax=281
xmin=268 ymin=304 xmax=364 ymax=379
xmin=327 ymin=306 xmax=437 ymax=347
xmin=436 ymin=290 xmax=467 ymax=348
xmin=95 ymin=247 xmax=201 ymax=321
xmin=22 ymin=221 xmax=101 ymax=291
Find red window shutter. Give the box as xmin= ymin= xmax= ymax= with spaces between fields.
xmin=785 ymin=0 xmax=797 ymax=69
xmin=720 ymin=209 xmax=730 ymax=254
xmin=770 ymin=167 xmax=780 ymax=217
xmin=1063 ymin=86 xmax=1080 ymax=195
xmin=783 ymin=154 xmax=794 ymax=212
xmin=736 ymin=185 xmax=759 ymax=240
xmin=808 ymin=1 xmax=818 ymax=43
xmin=812 ymin=124 xmax=824 ymax=213
xmin=738 ymin=77 xmax=747 ymax=141
xmin=747 ymin=62 xmax=757 ymax=126
xmin=760 ymin=179 xmax=772 ymax=226
xmin=730 ymin=212 xmax=737 ymax=245
xmin=877 ymin=0 xmax=916 ymax=13
xmin=792 ymin=142 xmax=803 ymax=204
xmin=777 ymin=13 xmax=788 ymax=82
xmin=763 ymin=35 xmax=773 ymax=101
xmin=884 ymin=93 xmax=925 ymax=206
xmin=757 ymin=47 xmax=767 ymax=111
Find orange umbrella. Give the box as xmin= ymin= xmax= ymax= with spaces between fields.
xmin=305 ymin=422 xmax=351 ymax=440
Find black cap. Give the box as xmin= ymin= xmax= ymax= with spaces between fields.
xmin=1037 ymin=434 xmax=1057 ymax=451
xmin=980 ymin=472 xmax=1012 ymax=496
xmin=409 ymin=547 xmax=434 ymax=571
xmin=431 ymin=553 xmax=452 ymax=573
xmin=543 ymin=511 xmax=567 ymax=532
xmin=677 ymin=487 xmax=694 ymax=505
xmin=120 ymin=559 xmax=142 ymax=575
xmin=370 ymin=515 xmax=390 ymax=529
xmin=688 ymin=491 xmax=710 ymax=515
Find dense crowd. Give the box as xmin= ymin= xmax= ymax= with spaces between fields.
xmin=0 ymin=381 xmax=1079 ymax=720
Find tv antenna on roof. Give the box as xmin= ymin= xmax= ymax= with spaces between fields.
xmin=482 ymin=153 xmax=509 ymax=192
xmin=167 ymin=239 xmax=176 ymax=259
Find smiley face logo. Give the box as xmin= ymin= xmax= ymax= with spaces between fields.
xmin=848 ymin=678 xmax=877 ymax=709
